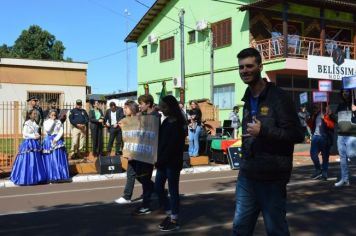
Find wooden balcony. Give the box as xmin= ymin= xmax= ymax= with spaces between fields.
xmin=252 ymin=36 xmax=354 ymax=61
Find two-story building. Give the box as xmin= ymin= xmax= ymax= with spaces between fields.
xmin=126 ymin=0 xmax=356 ymax=119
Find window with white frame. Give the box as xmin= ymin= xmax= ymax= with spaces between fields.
xmin=213 ymin=84 xmax=235 ymax=109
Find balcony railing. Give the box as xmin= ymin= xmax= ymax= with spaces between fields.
xmin=252 ymin=36 xmax=354 ymax=61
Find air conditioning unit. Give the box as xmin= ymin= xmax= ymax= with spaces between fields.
xmin=196 ymin=20 xmax=208 ymax=31
xmin=172 ymin=76 xmax=182 ymax=88
xmin=148 ymin=34 xmax=158 ymax=44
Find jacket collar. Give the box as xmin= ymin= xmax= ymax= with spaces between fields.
xmin=242 ymin=78 xmax=272 ymax=102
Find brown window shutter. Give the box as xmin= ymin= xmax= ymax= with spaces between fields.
xmin=212 ymin=18 xmax=231 ymax=48
xmin=160 ymin=37 xmax=174 ymax=61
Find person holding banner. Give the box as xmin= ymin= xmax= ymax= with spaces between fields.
xmin=155 ymin=95 xmax=186 ymax=232
xmin=120 ymin=99 xmax=157 ymax=216
xmin=298 ymin=105 xmax=311 ymax=142
xmin=334 ymin=89 xmax=356 ymax=187
xmin=115 ymin=100 xmax=140 ymax=204
xmin=308 ymin=102 xmax=335 ymax=181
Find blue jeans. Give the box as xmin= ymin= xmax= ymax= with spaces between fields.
xmin=310 ymin=135 xmax=331 ymax=177
xmin=337 ymin=136 xmax=356 ymax=181
xmin=232 ymin=176 xmax=290 ymax=236
xmin=154 ymin=167 xmax=180 ymax=216
xmin=188 ymin=125 xmax=202 ymax=156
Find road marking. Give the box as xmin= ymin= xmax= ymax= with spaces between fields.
xmin=0 ymin=176 xmax=334 ymax=200
xmin=0 ymin=176 xmax=237 ymax=199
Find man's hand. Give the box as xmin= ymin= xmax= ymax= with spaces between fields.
xmin=35 ymin=133 xmax=40 ymax=139
xmin=352 ymin=104 xmax=356 ymax=112
xmin=246 ymin=117 xmax=261 ymax=137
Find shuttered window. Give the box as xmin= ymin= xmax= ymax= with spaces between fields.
xmin=160 ymin=37 xmax=174 ymax=62
xmin=211 ymin=18 xmax=232 ymax=48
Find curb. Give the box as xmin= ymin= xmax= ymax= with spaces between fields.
xmin=0 ymin=165 xmax=232 ymax=189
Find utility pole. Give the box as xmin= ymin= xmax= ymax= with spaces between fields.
xmin=179 ymin=8 xmax=186 ymax=103
xmin=210 ymin=26 xmax=214 ymax=104
xmin=124 ymin=9 xmax=131 ymax=92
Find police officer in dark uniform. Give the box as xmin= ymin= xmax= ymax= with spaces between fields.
xmin=69 ymin=99 xmax=89 ymax=160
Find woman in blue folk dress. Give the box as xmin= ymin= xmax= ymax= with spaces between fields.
xmin=10 ymin=109 xmax=47 ymax=185
xmin=42 ymin=109 xmax=70 ymax=182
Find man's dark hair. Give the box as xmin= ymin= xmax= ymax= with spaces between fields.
xmin=48 ymin=98 xmax=57 ymax=103
xmin=138 ymin=94 xmax=154 ymax=108
xmin=109 ymin=102 xmax=116 ymax=107
xmin=237 ymin=48 xmax=262 ymax=65
xmin=233 ymin=106 xmax=239 ymax=111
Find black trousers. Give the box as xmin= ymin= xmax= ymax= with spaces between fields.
xmin=107 ymin=127 xmax=122 ymax=154
xmin=91 ymin=125 xmax=103 ymax=156
xmin=123 ymin=161 xmax=136 ymax=200
xmin=131 ymin=160 xmax=154 ymax=208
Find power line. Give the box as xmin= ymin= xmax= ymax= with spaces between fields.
xmin=87 ymin=0 xmax=136 ymax=22
xmin=87 ymin=46 xmax=135 ymax=62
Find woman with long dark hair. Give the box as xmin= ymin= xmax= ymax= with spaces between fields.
xmin=10 ymin=109 xmax=47 ymax=185
xmin=155 ymin=95 xmax=186 ymax=232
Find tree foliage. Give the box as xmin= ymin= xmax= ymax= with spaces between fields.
xmin=0 ymin=25 xmax=69 ymax=61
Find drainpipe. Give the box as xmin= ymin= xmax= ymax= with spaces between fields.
xmin=210 ymin=26 xmax=214 ymax=104
xmin=179 ymin=8 xmax=186 ymax=104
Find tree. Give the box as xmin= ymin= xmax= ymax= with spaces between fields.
xmin=3 ymin=25 xmax=67 ymax=61
xmin=0 ymin=44 xmax=13 ymax=57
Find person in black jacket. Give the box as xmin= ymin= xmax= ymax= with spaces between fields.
xmin=89 ymin=100 xmax=104 ymax=157
xmin=69 ymin=99 xmax=89 ymax=160
xmin=155 ymin=95 xmax=185 ymax=232
xmin=232 ymin=48 xmax=304 ymax=236
xmin=104 ymin=102 xmax=125 ymax=155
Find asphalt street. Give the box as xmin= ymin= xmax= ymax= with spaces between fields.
xmin=0 ymin=159 xmax=355 ymax=236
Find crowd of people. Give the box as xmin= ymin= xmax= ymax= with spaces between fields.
xmin=8 ymin=47 xmax=356 ymax=234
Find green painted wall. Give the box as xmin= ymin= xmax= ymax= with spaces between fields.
xmin=133 ymin=0 xmax=354 ymax=121
xmin=136 ymin=0 xmax=250 ymax=121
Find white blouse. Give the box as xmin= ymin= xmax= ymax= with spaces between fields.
xmin=43 ymin=119 xmax=64 ymax=142
xmin=23 ymin=120 xmax=39 ymax=139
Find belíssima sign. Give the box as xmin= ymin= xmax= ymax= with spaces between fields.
xmin=308 ymin=55 xmax=356 ymax=80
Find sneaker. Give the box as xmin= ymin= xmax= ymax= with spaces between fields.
xmin=158 ymin=216 xmax=171 ymax=229
xmin=114 ymin=197 xmax=131 ymax=204
xmin=311 ymin=171 xmax=322 ymax=180
xmin=132 ymin=206 xmax=151 ymax=216
xmin=334 ymin=179 xmax=350 ymax=187
xmin=320 ymin=176 xmax=328 ymax=181
xmin=160 ymin=219 xmax=180 ymax=232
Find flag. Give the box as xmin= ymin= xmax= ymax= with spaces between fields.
xmin=159 ymin=81 xmax=167 ymax=101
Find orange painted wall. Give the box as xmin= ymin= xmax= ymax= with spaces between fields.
xmin=0 ymin=65 xmax=86 ymax=86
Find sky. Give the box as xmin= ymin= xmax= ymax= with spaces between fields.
xmin=0 ymin=0 xmax=156 ymax=94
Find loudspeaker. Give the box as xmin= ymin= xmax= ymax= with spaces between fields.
xmin=227 ymin=147 xmax=241 ymax=170
xmin=212 ymin=150 xmax=227 ymax=164
xmin=96 ymin=155 xmax=123 ymax=174
xmin=183 ymin=152 xmax=191 ymax=168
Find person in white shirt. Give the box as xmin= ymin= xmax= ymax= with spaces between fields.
xmin=42 ymin=109 xmax=70 ymax=182
xmin=10 ymin=109 xmax=47 ymax=185
xmin=104 ymin=102 xmax=125 ymax=155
